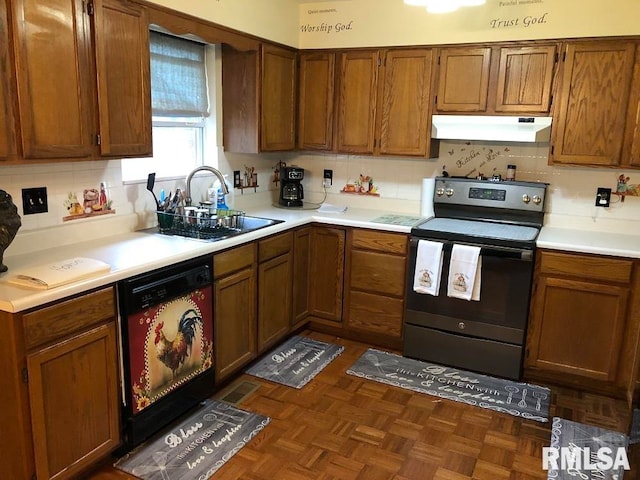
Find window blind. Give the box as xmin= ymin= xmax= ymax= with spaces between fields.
xmin=150 ymin=31 xmax=209 ymax=116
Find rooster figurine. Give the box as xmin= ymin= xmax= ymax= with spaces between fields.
xmin=154 ymin=309 xmax=203 ymax=379
xmin=0 ymin=190 xmax=21 ymax=273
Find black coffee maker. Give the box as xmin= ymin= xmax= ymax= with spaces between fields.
xmin=279 ymin=166 xmax=304 ymax=207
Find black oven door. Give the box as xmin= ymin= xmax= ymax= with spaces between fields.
xmin=405 ymin=237 xmax=535 ymax=344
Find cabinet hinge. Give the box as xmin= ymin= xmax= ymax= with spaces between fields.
xmin=96 ymin=134 xmax=101 ymax=146
xmin=562 ymin=51 xmax=566 ymax=62
xmin=22 ymin=367 xmax=28 ymax=384
xmin=437 ymin=55 xmax=441 ymax=65
xmin=86 ymin=1 xmax=95 ymax=15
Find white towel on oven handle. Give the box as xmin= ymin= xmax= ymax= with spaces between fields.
xmin=447 ymin=244 xmax=482 ymax=301
xmin=413 ymin=240 xmax=444 ymax=296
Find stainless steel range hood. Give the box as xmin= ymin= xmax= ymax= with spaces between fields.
xmin=431 ymin=115 xmax=552 ymax=143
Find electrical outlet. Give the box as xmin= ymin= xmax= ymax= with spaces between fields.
xmin=22 ymin=187 xmax=48 ymax=215
xmin=595 ymin=187 xmax=612 ymax=207
xmin=323 ymin=169 xmax=333 ymax=188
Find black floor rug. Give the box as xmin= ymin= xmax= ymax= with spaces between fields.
xmin=115 ymin=399 xmax=269 ymax=480
xmin=630 ymin=408 xmax=640 ymax=444
xmin=245 ymin=335 xmax=344 ymax=388
xmin=347 ymin=348 xmax=550 ymax=422
xmin=548 ymin=417 xmax=629 ymax=479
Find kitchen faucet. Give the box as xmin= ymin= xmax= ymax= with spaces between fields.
xmin=185 ymin=166 xmax=230 ymax=207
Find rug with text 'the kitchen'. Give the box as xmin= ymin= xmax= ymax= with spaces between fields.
xmin=347 ymin=348 xmax=550 ymax=422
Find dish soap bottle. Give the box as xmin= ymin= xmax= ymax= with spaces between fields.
xmin=210 ymin=175 xmax=234 ymax=211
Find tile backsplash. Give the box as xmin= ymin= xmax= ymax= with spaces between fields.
xmin=1 ymin=141 xmax=638 ymax=240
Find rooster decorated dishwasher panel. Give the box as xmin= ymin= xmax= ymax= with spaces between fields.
xmin=126 ymin=287 xmax=214 ymax=414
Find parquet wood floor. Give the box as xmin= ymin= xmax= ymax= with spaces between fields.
xmin=88 ymin=331 xmax=639 ymax=480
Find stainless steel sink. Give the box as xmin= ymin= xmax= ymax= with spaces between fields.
xmin=238 ymin=215 xmax=284 ymax=234
xmin=152 ymin=213 xmax=284 ymax=242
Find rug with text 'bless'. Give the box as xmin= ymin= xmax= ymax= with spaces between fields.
xmin=347 ymin=348 xmax=550 ymax=422
xmin=115 ymin=399 xmax=270 ymax=480
xmin=245 ymin=334 xmax=345 ymax=389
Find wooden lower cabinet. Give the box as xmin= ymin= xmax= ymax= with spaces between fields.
xmin=344 ymin=229 xmax=408 ymax=347
xmin=292 ymin=227 xmax=311 ymax=329
xmin=308 ymin=226 xmax=346 ymax=324
xmin=0 ymin=286 xmax=120 ymax=480
xmin=28 ymin=323 xmax=120 ymax=480
xmin=213 ymin=244 xmax=257 ymax=383
xmin=525 ymin=250 xmax=640 ymax=401
xmin=257 ymin=231 xmax=293 ymax=352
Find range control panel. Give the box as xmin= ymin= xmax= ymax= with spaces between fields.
xmin=434 ymin=177 xmax=548 ymax=213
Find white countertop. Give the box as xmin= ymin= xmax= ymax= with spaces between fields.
xmin=2 ymin=205 xmax=638 ymax=313
xmin=537 ymin=226 xmax=640 ymax=259
xmin=0 ymin=207 xmax=420 ymax=313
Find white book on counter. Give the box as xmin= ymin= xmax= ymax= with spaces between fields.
xmin=5 ymin=257 xmax=111 ymax=290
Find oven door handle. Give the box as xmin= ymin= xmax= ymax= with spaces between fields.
xmin=410 ymin=238 xmax=534 ymax=261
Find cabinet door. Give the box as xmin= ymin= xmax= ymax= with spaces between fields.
xmin=258 ymin=253 xmax=292 ymax=352
xmin=27 ymin=323 xmax=120 ymax=480
xmin=435 ymin=47 xmax=491 ymax=112
xmin=261 ymin=44 xmax=296 ymax=151
xmin=527 ymin=276 xmax=628 ymax=382
xmin=0 ymin=2 xmax=16 ymax=160
xmin=12 ymin=0 xmax=94 ymax=159
xmin=298 ymin=52 xmax=335 ymax=151
xmin=551 ymin=41 xmax=636 ymax=166
xmin=622 ymin=50 xmax=640 ymax=168
xmin=94 ymin=0 xmax=152 ymax=157
xmin=309 ymin=227 xmax=345 ymax=323
xmin=495 ymin=45 xmax=557 ymax=113
xmin=336 ymin=50 xmax=378 ymax=154
xmin=222 ymin=45 xmax=259 ymax=153
xmin=377 ymin=48 xmax=433 ymax=156
xmin=292 ymin=227 xmax=311 ymax=329
xmin=214 ymin=267 xmax=256 ymax=382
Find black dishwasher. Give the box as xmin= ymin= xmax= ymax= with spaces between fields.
xmin=117 ymin=255 xmax=214 ymax=450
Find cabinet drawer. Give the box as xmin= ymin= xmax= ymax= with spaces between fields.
xmin=23 ymin=287 xmax=116 ymax=350
xmin=214 ymin=243 xmax=255 ymax=278
xmin=347 ymin=291 xmax=403 ymax=337
xmin=539 ymin=251 xmax=633 ymax=283
xmin=259 ymin=231 xmax=293 ymax=262
xmin=351 ymin=229 xmax=407 ymax=255
xmin=350 ymin=250 xmax=406 ymax=296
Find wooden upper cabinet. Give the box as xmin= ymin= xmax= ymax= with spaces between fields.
xmin=551 ymin=40 xmax=637 ymax=166
xmin=222 ymin=43 xmax=296 ymax=153
xmin=336 ymin=50 xmax=379 ymax=154
xmin=377 ymin=48 xmax=433 ymax=156
xmin=12 ymin=0 xmax=95 ymax=159
xmin=10 ymin=0 xmax=152 ymax=161
xmin=0 ymin=2 xmax=16 ymax=161
xmin=622 ymin=46 xmax=640 ymax=168
xmin=298 ymin=51 xmax=335 ymax=151
xmin=435 ymin=47 xmax=491 ymax=112
xmin=494 ymin=45 xmax=557 ymax=113
xmin=93 ymin=0 xmax=152 ymax=157
xmin=261 ymin=44 xmax=297 ymax=151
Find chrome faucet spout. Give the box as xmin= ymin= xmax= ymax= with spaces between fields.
xmin=185 ymin=166 xmax=229 ymax=207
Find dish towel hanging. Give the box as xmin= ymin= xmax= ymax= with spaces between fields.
xmin=413 ymin=240 xmax=444 ymax=296
xmin=447 ymin=244 xmax=482 ymax=301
